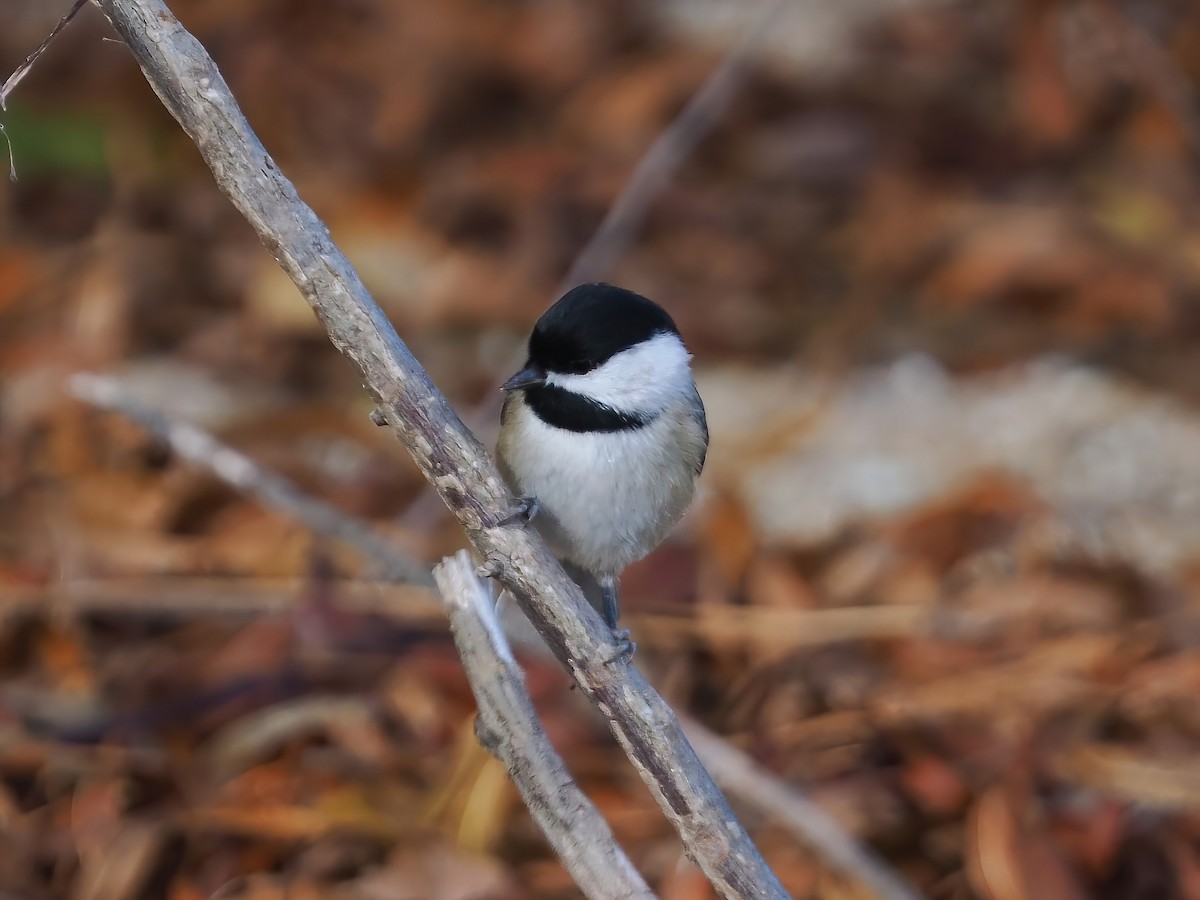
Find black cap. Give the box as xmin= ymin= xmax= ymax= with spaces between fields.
xmin=527 ymin=283 xmax=679 ymax=375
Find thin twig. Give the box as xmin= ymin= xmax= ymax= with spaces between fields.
xmin=69 ymin=373 xmax=432 ymax=587
xmin=0 ymin=0 xmax=90 ymax=110
xmin=0 ymin=122 xmax=15 ymax=181
xmin=87 ymin=1 xmax=789 ymax=895
xmin=683 ymin=719 xmax=921 ymax=900
xmin=559 ymin=0 xmax=785 ymax=292
xmin=64 ymin=368 xmax=922 ymax=897
xmin=398 ymin=0 xmax=783 ymax=530
xmin=434 ymin=552 xmax=654 ymax=900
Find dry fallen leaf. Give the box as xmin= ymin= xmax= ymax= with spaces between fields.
xmin=71 ymin=821 xmax=167 ymax=900
xmin=966 ymin=786 xmax=1028 ymax=900
xmin=1062 ymin=745 xmax=1200 ymax=812
xmin=5 ymin=1 xmax=1200 ymax=897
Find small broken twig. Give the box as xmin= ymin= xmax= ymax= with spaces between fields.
xmin=434 ymin=552 xmax=654 ymax=900
xmin=69 ymin=373 xmax=431 ymax=586
xmin=0 ymin=122 xmax=15 ymax=181
xmin=0 ymin=0 xmax=90 ymax=111
xmin=0 ymin=0 xmax=93 ymax=180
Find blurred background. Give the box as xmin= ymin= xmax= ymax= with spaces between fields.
xmin=2 ymin=0 xmax=1200 ymax=897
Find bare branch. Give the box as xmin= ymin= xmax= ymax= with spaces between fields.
xmin=87 ymin=0 xmax=788 ymax=894
xmin=683 ymin=720 xmax=921 ymax=900
xmin=559 ymin=0 xmax=785 ymax=292
xmin=434 ymin=552 xmax=655 ymax=900
xmin=69 ymin=373 xmax=431 ymax=587
xmin=0 ymin=0 xmax=90 ymax=111
xmin=0 ymin=123 xmax=15 ymax=181
xmin=66 ymin=360 xmax=922 ymax=898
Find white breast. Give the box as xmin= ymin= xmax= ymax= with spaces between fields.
xmin=497 ymin=395 xmax=703 ymax=577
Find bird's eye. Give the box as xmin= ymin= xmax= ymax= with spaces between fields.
xmin=569 ymin=360 xmax=594 ymax=374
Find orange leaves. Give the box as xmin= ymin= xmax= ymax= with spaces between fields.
xmin=5 ymin=0 xmax=1200 ymax=896
xmin=967 ymin=785 xmax=1086 ymax=900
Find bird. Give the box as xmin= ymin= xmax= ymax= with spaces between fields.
xmin=496 ymin=282 xmax=708 ymax=656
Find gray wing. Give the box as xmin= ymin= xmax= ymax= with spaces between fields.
xmin=689 ymin=384 xmax=709 ymax=476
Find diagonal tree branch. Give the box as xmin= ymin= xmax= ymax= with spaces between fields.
xmin=85 ymin=0 xmax=789 ymax=895
xmin=68 ymin=377 xmax=920 ymax=899
xmin=434 ymin=551 xmax=655 ymax=900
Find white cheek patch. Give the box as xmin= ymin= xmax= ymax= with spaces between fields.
xmin=545 ymin=331 xmax=693 ymax=415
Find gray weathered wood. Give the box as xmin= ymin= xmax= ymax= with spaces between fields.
xmin=91 ymin=1 xmax=789 ymax=895
xmin=435 ymin=552 xmax=655 ymax=900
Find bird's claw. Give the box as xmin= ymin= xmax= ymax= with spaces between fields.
xmin=495 ymin=495 xmax=539 ymax=527
xmin=604 ymin=628 xmax=636 ymax=665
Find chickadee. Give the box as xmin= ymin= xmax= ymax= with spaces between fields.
xmin=497 ymin=282 xmax=708 ymax=653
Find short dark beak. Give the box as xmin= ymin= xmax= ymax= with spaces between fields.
xmin=501 ymin=364 xmax=546 ymax=392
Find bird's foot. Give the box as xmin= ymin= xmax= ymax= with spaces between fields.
xmin=604 ymin=627 xmax=636 ymax=665
xmin=495 ymin=495 xmax=540 ymax=527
